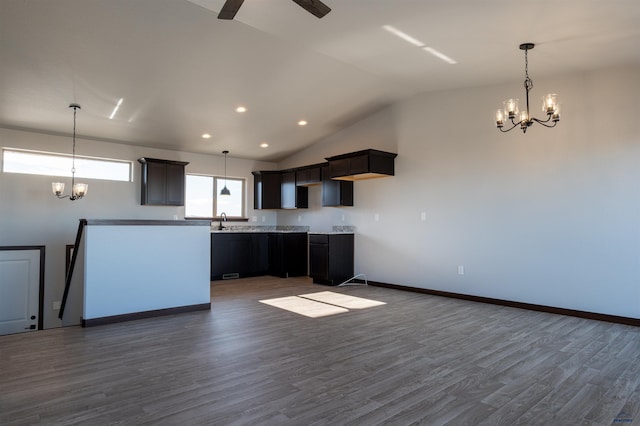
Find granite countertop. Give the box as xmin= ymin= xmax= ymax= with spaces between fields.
xmin=211 ymin=225 xmax=355 ymax=234
xmin=211 ymin=225 xmax=310 ymax=233
xmin=308 ymin=231 xmax=355 ymax=235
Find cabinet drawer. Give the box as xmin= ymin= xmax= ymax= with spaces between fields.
xmin=309 ymin=234 xmax=329 ymax=244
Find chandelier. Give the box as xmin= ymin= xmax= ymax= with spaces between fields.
xmin=496 ymin=43 xmax=560 ymax=133
xmin=52 ymin=104 xmax=88 ymax=200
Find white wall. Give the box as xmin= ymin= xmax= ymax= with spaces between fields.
xmin=278 ymin=64 xmax=640 ymax=319
xmin=0 ymin=128 xmax=277 ymax=328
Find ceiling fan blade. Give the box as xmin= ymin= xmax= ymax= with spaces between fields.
xmin=291 ymin=0 xmax=331 ymax=18
xmin=218 ymin=0 xmax=245 ymax=19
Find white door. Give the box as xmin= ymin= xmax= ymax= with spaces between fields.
xmin=0 ymin=249 xmax=41 ymax=335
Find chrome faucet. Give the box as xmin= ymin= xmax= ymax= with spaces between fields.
xmin=218 ymin=212 xmax=227 ymax=230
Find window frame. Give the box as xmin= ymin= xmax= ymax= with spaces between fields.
xmin=2 ymin=147 xmax=133 ymax=182
xmin=185 ymin=173 xmax=247 ymax=220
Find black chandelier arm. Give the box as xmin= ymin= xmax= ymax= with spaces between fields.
xmin=530 ymin=117 xmax=559 ymax=128
xmin=498 ymin=121 xmax=521 ymax=133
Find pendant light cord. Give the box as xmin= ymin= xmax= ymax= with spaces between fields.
xmin=71 ymin=105 xmax=78 ymax=188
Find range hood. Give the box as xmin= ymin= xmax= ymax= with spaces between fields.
xmin=325 ymin=149 xmax=397 ymax=181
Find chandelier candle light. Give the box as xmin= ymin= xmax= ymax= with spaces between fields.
xmin=52 ymin=104 xmax=88 ymax=200
xmin=496 ymin=43 xmax=560 ymax=133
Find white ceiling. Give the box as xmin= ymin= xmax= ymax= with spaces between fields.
xmin=1 ymin=0 xmax=639 ymax=161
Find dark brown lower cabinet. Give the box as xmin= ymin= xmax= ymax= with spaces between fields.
xmin=211 ymin=232 xmax=307 ymax=281
xmin=211 ymin=233 xmax=269 ymax=280
xmin=269 ymin=233 xmax=308 ymax=278
xmin=309 ymin=233 xmax=354 ymax=285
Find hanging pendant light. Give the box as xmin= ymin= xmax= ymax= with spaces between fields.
xmin=220 ymin=150 xmax=231 ymax=196
xmin=52 ymin=104 xmax=88 ymax=200
xmin=495 ymin=43 xmax=560 ymax=133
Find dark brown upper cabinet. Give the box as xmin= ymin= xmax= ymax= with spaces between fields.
xmin=281 ymin=171 xmax=308 ymax=209
xmin=322 ymin=165 xmax=353 ymax=207
xmin=252 ymin=171 xmax=281 ymax=210
xmin=254 ymin=170 xmax=308 ymax=210
xmin=326 ymin=149 xmax=397 ymax=181
xmin=295 ymin=164 xmax=323 ymax=186
xmin=138 ymin=158 xmax=188 ymax=206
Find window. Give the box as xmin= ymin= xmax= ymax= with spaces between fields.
xmin=2 ymin=148 xmax=132 ymax=182
xmin=185 ymin=174 xmax=245 ymax=218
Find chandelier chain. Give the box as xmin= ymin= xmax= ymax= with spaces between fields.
xmin=524 ymin=48 xmax=533 ymax=92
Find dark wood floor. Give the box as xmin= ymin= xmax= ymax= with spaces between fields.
xmin=1 ymin=276 xmax=639 ymax=425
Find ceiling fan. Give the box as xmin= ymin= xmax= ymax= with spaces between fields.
xmin=218 ymin=0 xmax=331 ymax=20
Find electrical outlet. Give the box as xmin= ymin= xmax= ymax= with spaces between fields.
xmin=421 ymin=211 xmax=427 ymax=221
xmin=341 ymin=214 xmax=345 ymax=221
xmin=457 ymin=265 xmax=465 ymax=275
xmin=374 ymin=213 xmax=380 ymax=222
xmin=252 ymin=216 xmax=257 ymax=222
xmin=298 ymin=215 xmax=302 ymax=222
xmin=53 ymin=301 xmax=61 ymax=310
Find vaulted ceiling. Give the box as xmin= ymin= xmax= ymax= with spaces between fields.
xmin=2 ymin=0 xmax=639 ymax=161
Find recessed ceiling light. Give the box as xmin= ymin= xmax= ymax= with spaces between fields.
xmin=236 ymin=106 xmax=247 ymax=113
xmin=423 ymin=47 xmax=457 ymax=64
xmin=298 ymin=120 xmax=307 ymax=126
xmin=201 ymin=133 xmax=211 ymax=139
xmin=260 ymin=142 xmax=269 ymax=148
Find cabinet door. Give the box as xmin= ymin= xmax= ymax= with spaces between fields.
xmin=339 ymin=181 xmax=354 ymax=206
xmin=309 ymin=243 xmax=329 ymax=280
xmin=328 ymin=234 xmax=354 ymax=283
xmin=254 ymin=172 xmax=281 ymax=210
xmin=145 ymin=161 xmax=167 ymax=205
xmin=139 ymin=158 xmax=187 ymax=206
xmin=322 ymin=165 xmax=353 ymax=207
xmin=211 ymin=234 xmax=251 ymax=278
xmin=281 ymin=171 xmax=296 ymax=209
xmin=165 ymin=163 xmax=185 ymax=206
xmin=211 ymin=234 xmax=232 ymax=279
xmin=251 ymin=234 xmax=269 ymax=274
xmin=283 ymin=233 xmax=308 ymax=277
xmin=268 ymin=233 xmax=284 ymax=276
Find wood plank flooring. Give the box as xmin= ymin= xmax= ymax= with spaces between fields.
xmin=1 ymin=276 xmax=639 ymax=425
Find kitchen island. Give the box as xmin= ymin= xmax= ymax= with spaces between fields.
xmin=62 ymin=219 xmax=211 ymax=327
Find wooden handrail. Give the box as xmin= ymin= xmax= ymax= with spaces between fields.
xmin=58 ymin=219 xmax=87 ymax=319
